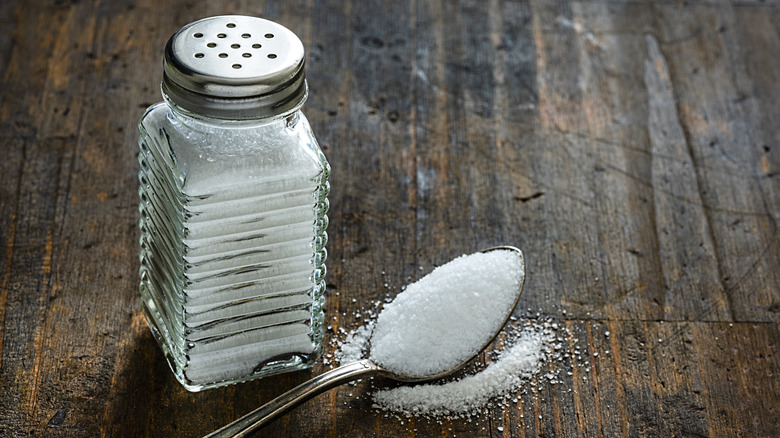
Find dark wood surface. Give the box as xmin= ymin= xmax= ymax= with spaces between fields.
xmin=1 ymin=0 xmax=778 ymax=436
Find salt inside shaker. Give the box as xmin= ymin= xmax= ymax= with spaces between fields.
xmin=137 ymin=15 xmax=330 ymax=391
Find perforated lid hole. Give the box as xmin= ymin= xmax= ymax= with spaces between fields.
xmin=207 ymin=42 xmax=217 ymax=48
xmin=226 ymin=23 xmax=236 ymax=28
xmin=193 ymin=33 xmax=203 ymax=38
xmin=217 ymin=33 xmax=227 ymax=38
xmin=268 ymin=53 xmax=277 ymax=59
xmin=242 ymin=53 xmax=251 ymax=58
xmin=219 ymin=53 xmax=228 ymax=58
xmin=242 ymin=33 xmax=251 ymax=38
xmin=231 ymin=43 xmax=240 ymax=49
xmin=265 ymin=33 xmax=274 ymax=38
xmin=194 ymin=53 xmax=204 ymax=58
xmin=232 ymin=64 xmax=242 ymax=69
xmin=252 ymin=43 xmax=261 ymax=49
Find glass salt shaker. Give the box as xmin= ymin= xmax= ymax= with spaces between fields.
xmin=137 ymin=15 xmax=329 ymax=391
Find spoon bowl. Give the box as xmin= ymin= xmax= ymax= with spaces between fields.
xmin=205 ymin=246 xmax=525 ymax=438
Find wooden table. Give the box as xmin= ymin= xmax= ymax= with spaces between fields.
xmin=2 ymin=0 xmax=778 ymax=436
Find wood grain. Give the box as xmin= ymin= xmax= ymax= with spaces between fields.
xmin=1 ymin=0 xmax=778 ymax=436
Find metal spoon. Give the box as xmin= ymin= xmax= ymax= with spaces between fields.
xmin=205 ymin=246 xmax=525 ymax=438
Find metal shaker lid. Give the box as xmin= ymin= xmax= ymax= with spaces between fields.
xmin=162 ymin=15 xmax=307 ymax=120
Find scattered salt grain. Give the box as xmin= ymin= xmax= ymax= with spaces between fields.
xmin=371 ymin=323 xmax=554 ymax=418
xmin=370 ymin=250 xmax=524 ymax=377
xmin=334 ymin=321 xmax=374 ymax=364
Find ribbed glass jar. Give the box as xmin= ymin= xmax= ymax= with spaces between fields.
xmin=137 ymin=15 xmax=329 ymax=391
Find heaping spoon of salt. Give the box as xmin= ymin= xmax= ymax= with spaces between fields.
xmin=205 ymin=246 xmax=526 ymax=438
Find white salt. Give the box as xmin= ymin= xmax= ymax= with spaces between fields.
xmin=326 ymin=249 xmax=569 ymax=420
xmin=334 ymin=321 xmax=374 ymax=364
xmin=372 ymin=326 xmax=552 ymax=418
xmin=369 ymin=250 xmax=524 ymax=377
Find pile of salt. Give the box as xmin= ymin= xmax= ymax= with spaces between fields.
xmin=369 ymin=250 xmax=524 ymax=377
xmin=372 ymin=326 xmax=551 ymax=418
xmin=330 ymin=248 xmax=567 ymax=419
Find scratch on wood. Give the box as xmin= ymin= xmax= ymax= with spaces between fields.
xmin=41 ymin=232 xmax=53 ymax=276
xmin=585 ymin=323 xmax=605 ymax=437
xmin=565 ymin=320 xmax=586 ymax=435
xmin=549 ymin=345 xmax=565 ymax=437
xmin=642 ymin=321 xmax=668 ymax=437
xmin=407 ymin=0 xmax=419 ymax=222
xmin=607 ymin=321 xmax=630 ymax=437
xmin=0 ymin=212 xmax=17 ymax=366
xmin=514 ymin=192 xmax=545 ymax=203
xmin=26 ymin=229 xmax=55 ymax=428
xmin=644 ymin=32 xmax=732 ymax=321
xmin=516 ymin=392 xmax=528 ymax=438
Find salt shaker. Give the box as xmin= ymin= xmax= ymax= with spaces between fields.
xmin=137 ymin=15 xmax=330 ymax=391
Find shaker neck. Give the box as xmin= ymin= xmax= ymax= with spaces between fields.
xmin=163 ymin=89 xmax=300 ymax=130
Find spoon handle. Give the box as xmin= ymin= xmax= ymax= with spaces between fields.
xmin=204 ymin=359 xmax=382 ymax=438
